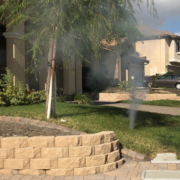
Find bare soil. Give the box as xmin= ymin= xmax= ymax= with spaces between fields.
xmin=152 ymin=88 xmax=180 ymax=96
xmin=102 ymin=87 xmax=180 ymax=95
xmin=0 ymin=121 xmax=74 ymax=137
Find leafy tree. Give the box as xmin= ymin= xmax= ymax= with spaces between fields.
xmin=0 ymin=0 xmax=156 ymax=117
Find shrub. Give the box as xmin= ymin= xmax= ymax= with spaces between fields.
xmin=0 ymin=68 xmax=46 ymax=106
xmin=74 ymin=94 xmax=92 ymax=105
xmin=57 ymin=94 xmax=67 ymax=102
xmin=118 ymin=81 xmax=136 ymax=93
xmin=118 ymin=81 xmax=137 ymax=100
xmin=148 ymin=74 xmax=160 ymax=87
xmin=166 ymin=71 xmax=174 ymax=75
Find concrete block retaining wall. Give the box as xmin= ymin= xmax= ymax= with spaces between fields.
xmin=99 ymin=93 xmax=180 ymax=101
xmin=0 ymin=132 xmax=124 ymax=176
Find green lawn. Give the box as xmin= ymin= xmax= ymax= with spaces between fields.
xmin=121 ymin=100 xmax=180 ymax=108
xmin=1 ymin=102 xmax=180 ymax=158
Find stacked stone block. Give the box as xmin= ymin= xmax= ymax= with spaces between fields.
xmin=99 ymin=93 xmax=179 ymax=101
xmin=0 ymin=131 xmax=124 ymax=176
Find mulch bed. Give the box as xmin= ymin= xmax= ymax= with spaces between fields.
xmin=0 ymin=121 xmax=74 ymax=137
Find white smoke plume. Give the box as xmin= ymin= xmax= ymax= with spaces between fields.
xmin=135 ymin=0 xmax=180 ymax=29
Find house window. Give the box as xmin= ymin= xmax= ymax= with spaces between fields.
xmin=176 ymin=41 xmax=180 ymax=52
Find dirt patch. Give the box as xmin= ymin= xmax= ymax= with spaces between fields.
xmin=102 ymin=87 xmax=129 ymax=94
xmin=152 ymin=88 xmax=180 ymax=96
xmin=0 ymin=121 xmax=74 ymax=137
xmin=102 ymin=87 xmax=180 ymax=95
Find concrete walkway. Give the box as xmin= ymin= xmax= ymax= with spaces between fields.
xmin=101 ymin=103 xmax=180 ymax=116
xmin=1 ymin=161 xmax=180 ymax=180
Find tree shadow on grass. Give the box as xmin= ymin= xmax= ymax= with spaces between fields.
xmin=54 ymin=104 xmax=180 ymax=128
xmin=54 ymin=105 xmax=129 ymax=119
xmin=135 ymin=111 xmax=180 ymax=129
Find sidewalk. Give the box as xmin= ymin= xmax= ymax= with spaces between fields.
xmin=1 ymin=160 xmax=180 ymax=180
xmin=100 ymin=103 xmax=180 ymax=116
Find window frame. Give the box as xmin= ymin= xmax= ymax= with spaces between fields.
xmin=176 ymin=41 xmax=180 ymax=52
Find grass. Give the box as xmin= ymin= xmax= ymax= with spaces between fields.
xmin=1 ymin=102 xmax=180 ymax=158
xmin=121 ymin=100 xmax=180 ymax=108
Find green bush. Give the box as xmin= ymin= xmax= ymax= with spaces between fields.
xmin=57 ymin=94 xmax=67 ymax=102
xmin=118 ymin=81 xmax=136 ymax=93
xmin=148 ymin=74 xmax=160 ymax=87
xmin=0 ymin=68 xmax=46 ymax=106
xmin=74 ymin=94 xmax=92 ymax=105
xmin=166 ymin=71 xmax=174 ymax=75
xmin=118 ymin=81 xmax=137 ymax=100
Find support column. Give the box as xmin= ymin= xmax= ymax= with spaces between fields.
xmin=63 ymin=56 xmax=76 ymax=95
xmin=114 ymin=56 xmax=121 ymax=81
xmin=3 ymin=23 xmax=26 ymax=85
xmin=126 ymin=69 xmax=129 ymax=81
xmin=63 ymin=55 xmax=83 ymax=95
xmin=75 ymin=60 xmax=82 ymax=94
xmin=39 ymin=47 xmax=48 ymax=90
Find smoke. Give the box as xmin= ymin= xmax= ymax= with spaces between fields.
xmin=135 ymin=0 xmax=180 ymax=29
xmin=127 ymin=56 xmax=147 ymax=130
xmin=83 ymin=50 xmax=118 ymax=92
xmin=128 ymin=89 xmax=147 ymax=130
xmin=128 ymin=99 xmax=139 ymax=129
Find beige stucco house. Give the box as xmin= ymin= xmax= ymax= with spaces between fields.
xmin=0 ymin=0 xmax=179 ymax=94
xmin=0 ymin=0 xmax=155 ymax=94
xmin=136 ymin=25 xmax=180 ymax=76
xmin=0 ymin=21 xmax=83 ymax=95
xmin=0 ymin=13 xmax=150 ymax=94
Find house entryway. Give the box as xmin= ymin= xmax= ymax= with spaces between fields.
xmin=129 ymin=63 xmax=143 ymax=87
xmin=0 ymin=24 xmax=6 ymax=82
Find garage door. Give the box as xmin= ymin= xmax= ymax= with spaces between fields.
xmin=129 ymin=64 xmax=143 ymax=87
xmin=168 ymin=66 xmax=180 ymax=75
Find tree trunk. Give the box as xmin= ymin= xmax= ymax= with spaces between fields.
xmin=52 ymin=28 xmax=57 ymax=115
xmin=53 ymin=70 xmax=57 ymax=115
xmin=46 ymin=27 xmax=58 ymax=117
xmin=46 ymin=40 xmax=54 ymax=115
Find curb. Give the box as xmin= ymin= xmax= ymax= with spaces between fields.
xmin=121 ymin=148 xmax=152 ymax=162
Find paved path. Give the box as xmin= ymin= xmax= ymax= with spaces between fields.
xmin=1 ymin=161 xmax=180 ymax=180
xmin=102 ymin=103 xmax=180 ymax=116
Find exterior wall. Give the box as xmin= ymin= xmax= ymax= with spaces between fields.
xmin=136 ymin=39 xmax=167 ymax=76
xmin=63 ymin=56 xmax=82 ymax=95
xmin=32 ymin=51 xmax=82 ymax=94
xmin=75 ymin=60 xmax=82 ymax=94
xmin=165 ymin=38 xmax=170 ymax=68
xmin=114 ymin=57 xmax=122 ymax=81
xmin=13 ymin=37 xmax=26 ymax=85
xmin=169 ymin=40 xmax=180 ymax=62
xmin=39 ymin=52 xmax=48 ymax=90
xmin=63 ymin=57 xmax=76 ymax=95
xmin=160 ymin=39 xmax=167 ymax=74
xmin=168 ymin=65 xmax=180 ymax=75
xmin=4 ymin=23 xmax=26 ymax=85
xmin=121 ymin=56 xmax=129 ymax=81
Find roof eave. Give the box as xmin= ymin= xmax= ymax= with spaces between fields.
xmin=136 ymin=34 xmax=180 ymax=41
